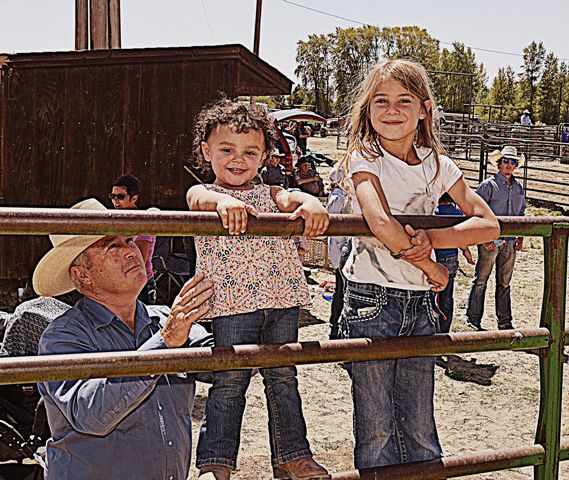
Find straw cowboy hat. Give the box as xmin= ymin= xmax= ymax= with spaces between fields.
xmin=523 ymin=109 xmax=530 ymax=114
xmin=488 ymin=145 xmax=525 ymax=167
xmin=32 ymin=198 xmax=108 ymax=297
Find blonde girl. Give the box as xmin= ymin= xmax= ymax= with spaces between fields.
xmin=340 ymin=59 xmax=499 ymax=469
xmin=186 ymin=99 xmax=330 ymax=480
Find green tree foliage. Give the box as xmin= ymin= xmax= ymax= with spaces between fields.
xmin=519 ymin=41 xmax=546 ymax=113
xmin=432 ymin=43 xmax=485 ymax=113
xmin=537 ymin=52 xmax=561 ymax=124
xmin=486 ymin=66 xmax=518 ymax=121
xmin=379 ymin=26 xmax=440 ymax=70
xmin=332 ymin=26 xmax=382 ymax=112
xmin=294 ymin=27 xmax=569 ymax=125
xmin=295 ymin=33 xmax=334 ymax=116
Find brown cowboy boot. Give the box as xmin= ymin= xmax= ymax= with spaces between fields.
xmin=197 ymin=465 xmax=232 ymax=480
xmin=273 ymin=456 xmax=331 ymax=480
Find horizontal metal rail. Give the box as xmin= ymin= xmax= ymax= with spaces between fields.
xmin=332 ymin=442 xmax=569 ymax=479
xmin=0 ymin=208 xmax=565 ymax=238
xmin=1 ymin=329 xmax=550 ymax=385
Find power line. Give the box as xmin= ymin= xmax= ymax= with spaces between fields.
xmin=280 ymin=0 xmax=569 ymax=62
xmin=201 ymin=0 xmax=216 ymax=42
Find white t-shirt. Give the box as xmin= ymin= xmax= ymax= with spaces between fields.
xmin=342 ymin=145 xmax=462 ymax=290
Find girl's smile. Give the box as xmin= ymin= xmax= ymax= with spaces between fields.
xmin=201 ymin=124 xmax=266 ymax=188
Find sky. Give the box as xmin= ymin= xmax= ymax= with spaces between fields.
xmin=1 ymin=0 xmax=569 ymax=86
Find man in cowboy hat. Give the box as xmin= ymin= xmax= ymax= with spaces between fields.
xmin=466 ymin=146 xmax=526 ymax=331
xmin=520 ymin=109 xmax=533 ymax=126
xmin=261 ymin=151 xmax=288 ymax=187
xmin=33 ymin=198 xmax=214 ymax=480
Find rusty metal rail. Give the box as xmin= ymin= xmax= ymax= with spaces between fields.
xmin=0 ymin=329 xmax=550 ymax=385
xmin=0 ymin=209 xmax=568 ymax=479
xmin=0 ymin=208 xmax=564 ymax=237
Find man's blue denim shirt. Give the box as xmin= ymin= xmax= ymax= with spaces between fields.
xmin=476 ymin=171 xmax=526 ymax=241
xmin=38 ymin=296 xmax=195 ymax=480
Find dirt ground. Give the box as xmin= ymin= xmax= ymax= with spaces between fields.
xmin=187 ymin=137 xmax=569 ymax=479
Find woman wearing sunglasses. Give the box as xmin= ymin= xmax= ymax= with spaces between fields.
xmin=466 ymin=146 xmax=526 ymax=331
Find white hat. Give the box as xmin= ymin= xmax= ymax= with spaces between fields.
xmin=32 ymin=198 xmax=107 ymax=297
xmin=488 ymin=146 xmax=525 ymax=167
xmin=523 ymin=109 xmax=530 ymax=114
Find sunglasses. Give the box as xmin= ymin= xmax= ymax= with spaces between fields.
xmin=108 ymin=193 xmax=129 ymax=200
xmin=501 ymin=158 xmax=518 ymax=166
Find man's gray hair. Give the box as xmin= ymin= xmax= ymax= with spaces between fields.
xmin=69 ymin=249 xmax=92 ymax=289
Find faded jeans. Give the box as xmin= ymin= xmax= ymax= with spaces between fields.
xmin=466 ymin=242 xmax=516 ymax=328
xmin=340 ymin=281 xmax=442 ymax=469
xmin=436 ymin=255 xmax=459 ymax=333
xmin=196 ymin=307 xmax=312 ymax=470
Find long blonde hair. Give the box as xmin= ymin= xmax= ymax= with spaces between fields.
xmin=345 ymin=58 xmax=445 ymax=180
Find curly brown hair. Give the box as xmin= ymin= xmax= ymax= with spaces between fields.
xmin=192 ymin=98 xmax=276 ymax=177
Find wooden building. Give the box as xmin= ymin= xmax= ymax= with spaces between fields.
xmin=0 ymin=44 xmax=292 ymax=280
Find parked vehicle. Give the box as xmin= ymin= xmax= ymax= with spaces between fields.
xmin=274 ymin=127 xmax=298 ymax=185
xmin=320 ymin=117 xmax=345 ymax=137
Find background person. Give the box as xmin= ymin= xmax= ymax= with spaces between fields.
xmin=326 ymin=167 xmax=349 ymax=340
xmin=520 ymin=109 xmax=533 ymax=126
xmin=261 ymin=151 xmax=287 ymax=188
xmin=295 ymin=157 xmax=324 ymax=197
xmin=434 ymin=193 xmax=474 ymax=333
xmin=466 ymin=146 xmax=526 ymax=331
xmin=32 ymin=198 xmax=214 ymax=480
xmin=110 ymin=174 xmax=157 ymax=304
xmin=187 ymin=98 xmax=330 ymax=480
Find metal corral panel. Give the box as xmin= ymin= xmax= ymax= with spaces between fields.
xmin=0 ymin=45 xmax=292 ymax=280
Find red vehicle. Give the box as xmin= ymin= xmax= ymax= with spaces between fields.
xmin=320 ymin=117 xmax=345 ymax=137
xmin=274 ymin=127 xmax=298 ymax=179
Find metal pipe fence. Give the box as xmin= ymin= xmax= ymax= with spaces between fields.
xmin=439 ymin=132 xmax=569 ymax=208
xmin=0 ymin=209 xmax=568 ymax=479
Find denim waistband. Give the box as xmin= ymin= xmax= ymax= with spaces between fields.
xmin=346 ymin=280 xmax=430 ymax=298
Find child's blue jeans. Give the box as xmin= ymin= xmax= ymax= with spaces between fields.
xmin=341 ymin=281 xmax=443 ymax=469
xmin=196 ymin=307 xmax=312 ymax=470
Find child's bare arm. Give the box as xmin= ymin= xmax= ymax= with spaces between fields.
xmin=354 ymin=172 xmax=447 ymax=289
xmin=186 ymin=185 xmax=259 ymax=235
xmin=353 ymin=172 xmax=416 ymax=253
xmin=272 ymin=187 xmax=329 ymax=237
xmin=429 ymin=177 xmax=500 ymax=249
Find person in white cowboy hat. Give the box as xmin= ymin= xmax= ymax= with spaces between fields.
xmin=466 ymin=146 xmax=527 ymax=331
xmin=520 ymin=109 xmax=533 ymax=126
xmin=33 ymin=198 xmax=214 ymax=480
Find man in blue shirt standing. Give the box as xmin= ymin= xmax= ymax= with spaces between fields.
xmin=466 ymin=146 xmax=526 ymax=331
xmin=32 ymin=198 xmax=214 ymax=480
xmin=434 ymin=193 xmax=474 ymax=333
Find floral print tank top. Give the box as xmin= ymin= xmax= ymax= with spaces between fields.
xmin=195 ymin=184 xmax=312 ymax=319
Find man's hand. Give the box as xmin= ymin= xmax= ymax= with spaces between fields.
xmin=217 ymin=197 xmax=259 ymax=235
xmin=161 ymin=272 xmax=214 ymax=348
xmin=400 ymin=224 xmax=433 ymax=262
xmin=515 ymin=237 xmax=524 ymax=251
xmin=289 ymin=196 xmax=329 ymax=237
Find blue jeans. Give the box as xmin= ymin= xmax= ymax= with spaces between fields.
xmin=340 ymin=281 xmax=442 ymax=469
xmin=466 ymin=242 xmax=516 ymax=327
xmin=436 ymin=255 xmax=459 ymax=333
xmin=196 ymin=307 xmax=312 ymax=469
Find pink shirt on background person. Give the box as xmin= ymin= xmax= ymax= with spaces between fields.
xmin=136 ymin=235 xmax=156 ymax=280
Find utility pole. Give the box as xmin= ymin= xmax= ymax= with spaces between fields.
xmin=75 ymin=0 xmax=121 ymax=50
xmin=250 ymin=0 xmax=262 ymax=106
